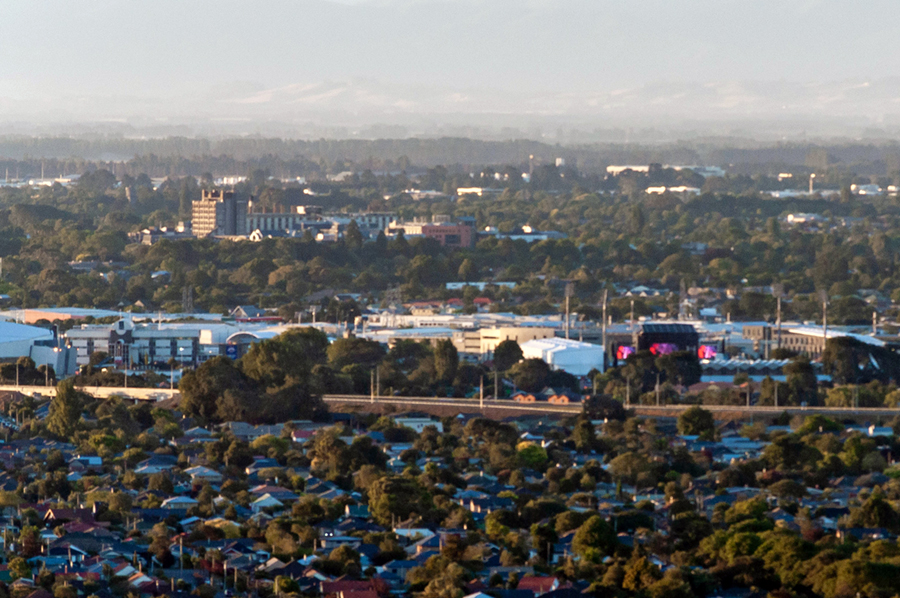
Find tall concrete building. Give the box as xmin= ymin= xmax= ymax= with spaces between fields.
xmin=192 ymin=189 xmax=247 ymax=237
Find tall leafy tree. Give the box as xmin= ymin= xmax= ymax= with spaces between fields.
xmin=493 ymin=340 xmax=523 ymax=372
xmin=46 ymin=380 xmax=85 ymax=438
xmin=433 ymin=339 xmax=458 ymax=385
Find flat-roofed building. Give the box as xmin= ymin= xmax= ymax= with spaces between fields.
xmin=192 ymin=189 xmax=247 ymax=237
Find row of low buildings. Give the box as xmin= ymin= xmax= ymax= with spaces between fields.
xmin=132 ymin=189 xmax=567 ymax=248
xmin=1 ymin=297 xmax=890 ymax=385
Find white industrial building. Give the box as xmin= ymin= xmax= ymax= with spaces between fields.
xmin=0 ymin=321 xmax=53 ymax=357
xmin=0 ymin=321 xmax=77 ymax=376
xmin=519 ymin=337 xmax=605 ymax=377
xmin=63 ymin=319 xmax=297 ymax=369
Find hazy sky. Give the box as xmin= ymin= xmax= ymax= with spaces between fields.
xmin=1 ymin=0 xmax=898 ymax=137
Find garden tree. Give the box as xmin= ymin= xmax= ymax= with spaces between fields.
xmin=668 ymin=493 xmax=713 ymax=550
xmin=18 ymin=526 xmax=42 ymax=558
xmin=385 ymin=340 xmax=432 ymax=372
xmin=622 ymin=351 xmax=665 ymax=394
xmin=571 ymin=415 xmax=598 ymax=453
xmin=809 ymin=559 xmax=900 ymax=598
xmin=327 ymin=336 xmax=386 ymax=370
xmin=676 ymin=406 xmax=716 ymax=439
xmin=530 ymin=523 xmax=558 ymax=564
xmin=825 ymin=385 xmax=884 ymax=408
xmin=241 ymin=327 xmax=329 ymax=387
xmin=432 ymin=339 xmax=459 ymax=385
xmin=822 ymin=337 xmax=871 ymax=385
xmin=757 ymin=376 xmax=788 ymax=406
xmin=655 ymin=351 xmax=702 ymax=388
xmin=623 ymin=554 xmax=662 ymax=592
xmin=582 ymin=394 xmax=627 ymax=421
xmin=796 ymin=414 xmax=842 ymax=434
xmin=493 ymin=340 xmax=523 ymax=372
xmin=226 ymin=329 xmax=330 ymax=423
xmin=848 ymin=489 xmax=900 ymax=532
xmin=572 ymin=515 xmax=617 ymax=562
xmin=367 ymin=475 xmax=431 ymax=526
xmin=148 ymin=522 xmax=173 ymax=566
xmin=179 ymin=356 xmax=255 ymax=422
xmin=8 ymin=557 xmax=31 ymax=581
xmin=516 ymin=442 xmax=548 ymax=469
xmin=306 ymin=431 xmax=352 ymax=480
xmin=767 ymin=479 xmax=806 ymax=500
xmin=421 ymin=561 xmax=468 ymax=598
xmin=784 ymin=356 xmax=819 ymax=405
xmin=344 ymin=220 xmax=364 ymax=250
xmin=646 ymin=571 xmax=694 ymax=598
xmin=46 ymin=380 xmax=86 ymax=438
xmin=761 ymin=435 xmax=822 ymax=471
xmin=822 ymin=337 xmax=900 ymax=385
xmin=508 ymin=358 xmax=551 ymax=392
xmin=607 ymin=451 xmax=650 ymax=487
xmin=457 ymin=258 xmax=475 ymax=281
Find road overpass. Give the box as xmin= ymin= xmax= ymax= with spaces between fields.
xmin=0 ymin=384 xmax=179 ymax=402
xmin=1 ymin=385 xmax=895 ymax=421
xmin=322 ymin=394 xmax=900 ymax=420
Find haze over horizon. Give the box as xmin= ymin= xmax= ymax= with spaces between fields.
xmin=3 ymin=0 xmax=900 ymax=141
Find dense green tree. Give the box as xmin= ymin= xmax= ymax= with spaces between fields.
xmin=433 ymin=339 xmax=459 ymax=385
xmin=46 ymin=380 xmax=85 ymax=438
xmin=327 ymin=336 xmax=386 ymax=370
xmin=179 ymin=356 xmax=254 ymax=422
xmin=677 ymin=406 xmax=715 ymax=439
xmin=367 ymin=475 xmax=431 ymax=526
xmin=493 ymin=340 xmax=523 ymax=372
xmin=508 ymin=358 xmax=550 ymax=392
xmin=572 ymin=515 xmax=617 ymax=562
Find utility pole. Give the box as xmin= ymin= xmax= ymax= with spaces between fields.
xmin=494 ymin=368 xmax=498 ymax=400
xmin=773 ymin=283 xmax=784 ymax=354
xmin=873 ymin=310 xmax=878 ymax=337
xmin=375 ymin=366 xmax=380 ymax=398
xmin=601 ymin=288 xmax=608 ymax=370
xmin=370 ymin=369 xmax=375 ymax=403
xmin=776 ymin=295 xmax=782 ymax=351
xmin=820 ymin=290 xmax=828 ymax=358
xmin=564 ymin=283 xmax=574 ymax=340
xmin=479 ymin=377 xmax=484 ymax=410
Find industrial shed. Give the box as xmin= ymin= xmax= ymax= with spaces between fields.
xmin=519 ymin=337 xmax=604 ymax=376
